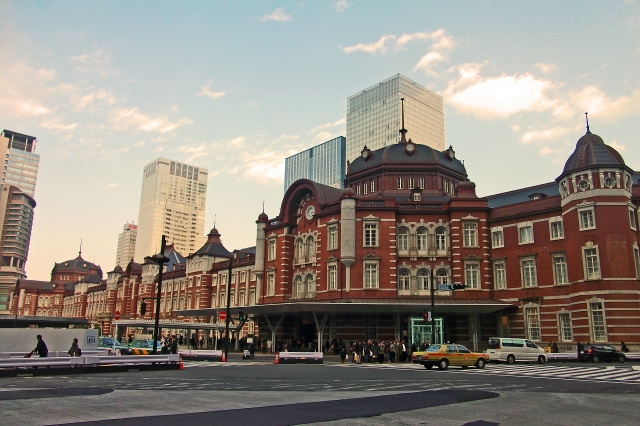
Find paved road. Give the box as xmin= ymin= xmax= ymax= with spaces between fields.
xmin=1 ymin=359 xmax=639 ymax=425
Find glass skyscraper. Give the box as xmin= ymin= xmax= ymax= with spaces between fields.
xmin=284 ymin=136 xmax=346 ymax=191
xmin=346 ymin=74 xmax=445 ymax=164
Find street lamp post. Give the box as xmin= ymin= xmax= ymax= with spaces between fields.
xmin=430 ymin=268 xmax=436 ymax=345
xmin=145 ymin=235 xmax=170 ymax=355
xmin=224 ymin=258 xmax=233 ymax=361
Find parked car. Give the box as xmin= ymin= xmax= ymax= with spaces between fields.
xmin=126 ymin=339 xmax=162 ymax=355
xmin=579 ymin=344 xmax=626 ymax=363
xmin=411 ymin=344 xmax=488 ymax=370
xmin=486 ymin=337 xmax=547 ymax=364
xmin=97 ymin=337 xmax=132 ymax=355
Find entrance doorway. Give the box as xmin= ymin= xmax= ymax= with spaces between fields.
xmin=409 ymin=317 xmax=443 ymax=346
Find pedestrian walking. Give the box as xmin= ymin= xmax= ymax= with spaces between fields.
xmin=68 ymin=338 xmax=81 ymax=357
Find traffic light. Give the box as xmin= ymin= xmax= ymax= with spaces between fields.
xmin=423 ymin=311 xmax=429 ymax=322
xmin=140 ymin=302 xmax=147 ymax=315
xmin=238 ymin=310 xmax=245 ymax=322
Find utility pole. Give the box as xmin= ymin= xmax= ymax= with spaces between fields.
xmin=224 ymin=258 xmax=233 ymax=361
xmin=145 ymin=235 xmax=169 ymax=355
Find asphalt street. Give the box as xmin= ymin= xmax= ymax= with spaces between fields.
xmin=1 ymin=355 xmax=639 ymax=426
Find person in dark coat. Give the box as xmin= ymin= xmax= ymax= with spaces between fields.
xmin=340 ymin=342 xmax=347 ymax=364
xmin=68 ymin=338 xmax=81 ymax=357
xmin=31 ymin=335 xmax=48 ymax=357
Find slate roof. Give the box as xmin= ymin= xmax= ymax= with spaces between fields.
xmin=486 ymin=182 xmax=560 ymax=209
xmin=51 ymin=254 xmax=103 ymax=278
xmin=16 ymin=279 xmax=74 ymax=292
xmin=560 ymin=131 xmax=627 ymax=177
xmin=189 ymin=228 xmax=232 ymax=259
xmin=163 ymin=244 xmax=186 ymax=272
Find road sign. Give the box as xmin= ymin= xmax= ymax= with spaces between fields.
xmin=114 ymin=311 xmax=120 ymax=320
xmin=218 ymin=310 xmax=227 ymax=321
xmin=427 ymin=311 xmax=432 ymax=322
xmin=438 ymin=285 xmax=451 ymax=291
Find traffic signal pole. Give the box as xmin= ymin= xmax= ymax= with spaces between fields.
xmin=152 ymin=235 xmax=167 ymax=355
xmin=430 ymin=268 xmax=435 ymax=345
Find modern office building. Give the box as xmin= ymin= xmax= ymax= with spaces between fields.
xmin=134 ymin=158 xmax=208 ymax=263
xmin=346 ymin=74 xmax=445 ymax=164
xmin=115 ymin=222 xmax=137 ymax=268
xmin=0 ymin=130 xmax=40 ymax=314
xmin=284 ymin=136 xmax=346 ymax=191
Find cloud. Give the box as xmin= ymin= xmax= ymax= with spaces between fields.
xmin=520 ymin=125 xmax=580 ymax=144
xmin=444 ymin=64 xmax=555 ymax=118
xmin=259 ymin=7 xmax=292 ymax=22
xmin=198 ymin=84 xmax=226 ymax=99
xmin=313 ymin=131 xmax=333 ymax=141
xmin=341 ymin=34 xmax=395 ymax=54
xmin=177 ymin=142 xmax=210 ymax=163
xmin=332 ymin=0 xmax=350 ymax=12
xmin=554 ymin=86 xmax=640 ymax=121
xmin=534 ymin=62 xmax=557 ymax=74
xmin=414 ymin=51 xmax=445 ymax=76
xmin=609 ymin=140 xmax=626 ymax=151
xmin=40 ymin=121 xmax=78 ymax=131
xmin=310 ymin=118 xmax=345 ymax=133
xmin=71 ymin=48 xmax=118 ymax=78
xmin=71 ymin=88 xmax=118 ymax=110
xmin=240 ymin=149 xmax=287 ymax=183
xmin=112 ymin=108 xmax=194 ymax=133
xmin=17 ymin=101 xmax=50 ymax=116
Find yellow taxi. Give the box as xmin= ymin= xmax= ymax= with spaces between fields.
xmin=411 ymin=344 xmax=488 ymax=370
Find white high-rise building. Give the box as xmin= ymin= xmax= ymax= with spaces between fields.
xmin=346 ymin=74 xmax=445 ymax=164
xmin=115 ymin=222 xmax=137 ymax=267
xmin=134 ymin=158 xmax=208 ymax=263
xmin=0 ymin=130 xmax=40 ymax=314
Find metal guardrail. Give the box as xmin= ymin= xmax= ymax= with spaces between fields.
xmin=0 ymin=354 xmax=179 ymax=369
xmin=276 ymin=351 xmax=323 ymax=364
xmin=546 ymin=352 xmax=640 ymax=361
xmin=0 ymin=350 xmax=108 ymax=359
xmin=180 ymin=349 xmax=223 ymax=359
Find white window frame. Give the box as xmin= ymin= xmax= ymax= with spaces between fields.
xmin=413 ymin=193 xmax=421 ymax=201
xmin=417 ymin=269 xmax=429 ymax=290
xmin=463 ymin=222 xmax=477 ymax=247
xmin=268 ymin=238 xmax=276 ymax=261
xmin=363 ymin=222 xmax=378 ymax=247
xmin=416 ymin=227 xmax=428 ymax=251
xmin=397 ymin=227 xmax=409 ymax=251
xmin=356 ymin=185 xmax=360 ymax=195
xmin=552 ymin=253 xmax=568 ymax=285
xmin=408 ymin=177 xmax=414 ymax=189
xmin=398 ymin=268 xmax=410 ymax=290
xmin=435 ymin=227 xmax=447 ymax=251
xmin=267 ymin=273 xmax=275 ymax=296
xmin=524 ymin=305 xmax=541 ymax=341
xmin=491 ymin=228 xmax=504 ymax=248
xmin=327 ymin=264 xmax=338 ymax=291
xmin=549 ymin=217 xmax=564 ymax=240
xmin=370 ymin=180 xmax=375 ymax=192
xmin=397 ymin=177 xmax=404 ymax=189
xmin=634 ymin=244 xmax=640 ymax=280
xmin=583 ymin=245 xmax=601 ymax=280
xmin=363 ymin=261 xmax=379 ymax=289
xmin=493 ymin=260 xmax=506 ymax=290
xmin=418 ymin=177 xmax=424 ymax=189
xmin=589 ymin=301 xmax=607 ymax=342
xmin=558 ymin=312 xmax=572 ymax=342
xmin=518 ymin=223 xmax=534 ymax=245
xmin=327 ymin=225 xmax=338 ymax=250
xmin=520 ymin=256 xmax=538 ymax=287
xmin=363 ymin=182 xmax=368 ymax=194
xmin=578 ymin=206 xmax=596 ymax=231
xmin=464 ymin=261 xmax=480 ymax=289
xmin=630 ymin=207 xmax=637 ymax=231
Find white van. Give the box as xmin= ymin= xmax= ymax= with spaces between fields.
xmin=486 ymin=337 xmax=546 ymax=364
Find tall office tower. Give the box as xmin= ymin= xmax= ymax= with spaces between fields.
xmin=134 ymin=158 xmax=208 ymax=263
xmin=284 ymin=136 xmax=346 ymax=191
xmin=0 ymin=130 xmax=40 ymax=314
xmin=115 ymin=222 xmax=137 ymax=267
xmin=346 ymin=74 xmax=445 ymax=164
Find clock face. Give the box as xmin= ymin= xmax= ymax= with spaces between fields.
xmin=361 ymin=150 xmax=369 ymax=159
xmin=305 ymin=205 xmax=315 ymax=220
xmin=406 ymin=143 xmax=415 ymax=152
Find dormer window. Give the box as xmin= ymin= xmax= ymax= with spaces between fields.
xmin=413 ymin=193 xmax=421 ymax=202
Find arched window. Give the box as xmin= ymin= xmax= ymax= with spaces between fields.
xmin=417 ymin=227 xmax=428 ymax=250
xmin=398 ymin=269 xmax=410 ymax=290
xmin=295 ymin=239 xmax=304 ymax=263
xmin=295 ymin=276 xmax=304 ymax=298
xmin=418 ymin=269 xmax=429 ymax=290
xmin=436 ymin=227 xmax=447 ymax=251
xmin=305 ymin=274 xmax=315 ymax=297
xmin=437 ymin=269 xmax=450 ymax=286
xmin=305 ymin=236 xmax=315 ymax=260
xmin=397 ymin=227 xmax=409 ymax=251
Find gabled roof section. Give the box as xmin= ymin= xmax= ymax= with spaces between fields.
xmin=189 ymin=228 xmax=232 ymax=259
xmin=486 ymin=182 xmax=560 ymax=208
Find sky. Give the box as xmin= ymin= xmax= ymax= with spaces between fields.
xmin=1 ymin=0 xmax=640 ymax=281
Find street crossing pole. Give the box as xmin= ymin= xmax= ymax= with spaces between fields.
xmin=145 ymin=235 xmax=169 ymax=355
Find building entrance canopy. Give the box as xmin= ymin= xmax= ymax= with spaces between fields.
xmin=174 ymin=298 xmax=516 ymax=318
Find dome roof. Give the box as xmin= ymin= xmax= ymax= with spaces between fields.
xmin=348 ymin=142 xmax=467 ymax=177
xmin=257 ymin=212 xmax=269 ymax=223
xmin=561 ymin=131 xmax=626 ymax=176
xmin=52 ymin=254 xmax=102 ymax=276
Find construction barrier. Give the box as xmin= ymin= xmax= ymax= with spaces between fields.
xmin=275 ymin=351 xmax=323 ymax=365
xmin=180 ymin=349 xmax=223 ymax=361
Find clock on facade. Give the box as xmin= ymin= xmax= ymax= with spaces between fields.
xmin=406 ymin=142 xmax=415 ymax=153
xmin=305 ymin=205 xmax=315 ymax=220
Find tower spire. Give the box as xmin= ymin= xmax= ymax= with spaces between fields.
xmin=585 ymin=112 xmax=591 ymax=134
xmin=399 ymin=97 xmax=408 ymax=143
xmin=77 ymin=239 xmax=83 ymax=260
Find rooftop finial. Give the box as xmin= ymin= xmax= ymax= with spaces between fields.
xmin=399 ymin=97 xmax=408 ymax=143
xmin=262 ymin=201 xmax=265 ymax=213
xmin=78 ymin=238 xmax=83 ymax=259
xmin=585 ymin=112 xmax=590 ymax=134
xmin=213 ymin=214 xmax=216 ymax=228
